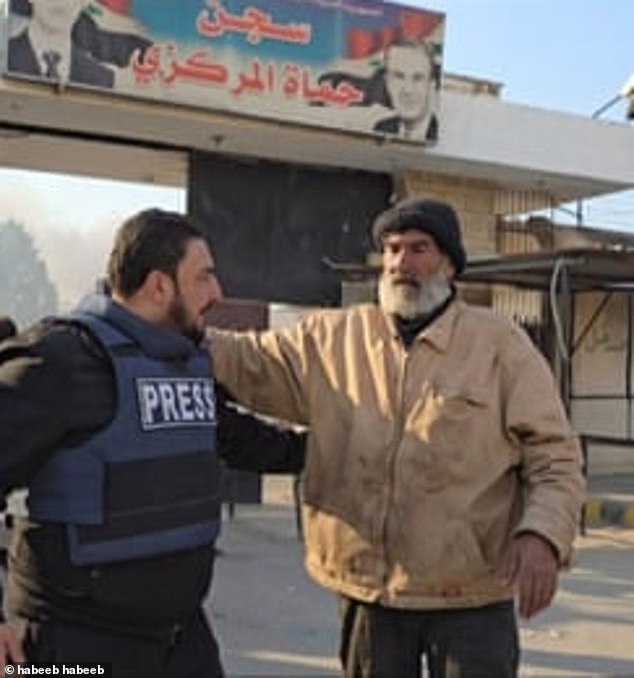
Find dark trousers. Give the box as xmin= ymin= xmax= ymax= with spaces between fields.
xmin=16 ymin=608 xmax=224 ymax=678
xmin=338 ymin=596 xmax=519 ymax=678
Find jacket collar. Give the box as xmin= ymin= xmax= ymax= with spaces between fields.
xmin=416 ymin=299 xmax=461 ymax=352
xmin=381 ymin=297 xmax=461 ymax=353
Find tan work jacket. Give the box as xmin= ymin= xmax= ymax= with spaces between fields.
xmin=209 ymin=300 xmax=584 ymax=610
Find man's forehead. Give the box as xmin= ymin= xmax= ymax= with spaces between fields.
xmin=181 ymin=237 xmax=214 ymax=266
xmin=387 ymin=45 xmax=431 ymax=68
xmin=383 ymin=230 xmax=436 ymax=245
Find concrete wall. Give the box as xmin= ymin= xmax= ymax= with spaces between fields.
xmin=401 ymin=170 xmax=497 ymax=257
xmin=3 ymin=68 xmax=634 ymax=199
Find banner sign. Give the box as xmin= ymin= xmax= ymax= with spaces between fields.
xmin=5 ymin=0 xmax=445 ymax=143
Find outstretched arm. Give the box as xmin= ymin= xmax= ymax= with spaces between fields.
xmin=207 ymin=325 xmax=310 ymax=426
xmin=217 ymin=386 xmax=306 ymax=475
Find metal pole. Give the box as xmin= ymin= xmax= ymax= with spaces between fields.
xmin=591 ymin=93 xmax=623 ymax=120
xmin=575 ymin=93 xmax=624 ymax=227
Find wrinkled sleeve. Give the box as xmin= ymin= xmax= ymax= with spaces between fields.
xmin=503 ymin=332 xmax=585 ymax=565
xmin=217 ymin=385 xmax=306 ymax=474
xmin=207 ymin=322 xmax=311 ymax=426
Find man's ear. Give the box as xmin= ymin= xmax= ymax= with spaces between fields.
xmin=143 ymin=270 xmax=174 ymax=304
xmin=441 ymin=256 xmax=456 ymax=281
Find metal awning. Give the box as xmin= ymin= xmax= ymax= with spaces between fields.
xmin=326 ymin=248 xmax=634 ymax=292
xmin=460 ymin=249 xmax=634 ymax=292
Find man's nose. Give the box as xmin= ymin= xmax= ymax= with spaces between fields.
xmin=389 ymin=250 xmax=412 ymax=273
xmin=210 ymin=278 xmax=224 ymax=305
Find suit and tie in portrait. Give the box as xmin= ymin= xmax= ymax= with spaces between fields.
xmin=6 ymin=0 xmax=151 ymax=90
xmin=8 ymin=28 xmax=115 ymax=88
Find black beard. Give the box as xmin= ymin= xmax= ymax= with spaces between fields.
xmin=167 ymin=295 xmax=204 ymax=344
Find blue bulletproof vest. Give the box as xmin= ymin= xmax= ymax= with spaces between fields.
xmin=27 ymin=295 xmax=221 ymax=566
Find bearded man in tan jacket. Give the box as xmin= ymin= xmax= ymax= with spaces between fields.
xmin=207 ymin=197 xmax=584 ymax=678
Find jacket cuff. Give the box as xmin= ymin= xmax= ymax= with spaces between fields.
xmin=512 ymin=523 xmax=573 ymax=568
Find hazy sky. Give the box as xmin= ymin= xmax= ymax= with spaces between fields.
xmin=0 ymin=170 xmax=184 ymax=312
xmin=426 ymin=0 xmax=634 ymax=231
xmin=427 ymin=0 xmax=633 ymax=121
xmin=1 ymin=0 xmax=633 ymax=312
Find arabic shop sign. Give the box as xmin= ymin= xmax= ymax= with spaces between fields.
xmin=4 ymin=0 xmax=445 ymax=144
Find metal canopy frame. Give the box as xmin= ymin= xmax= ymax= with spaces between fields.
xmin=327 ymin=248 xmax=634 ymax=291
xmin=461 ymin=248 xmax=634 ymax=292
xmin=462 ymin=249 xmax=634 ymax=456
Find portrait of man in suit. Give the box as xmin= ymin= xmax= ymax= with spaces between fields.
xmin=373 ymin=39 xmax=440 ymax=142
xmin=7 ymin=0 xmax=115 ymax=89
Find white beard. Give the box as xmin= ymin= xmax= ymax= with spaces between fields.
xmin=378 ymin=268 xmax=452 ymax=319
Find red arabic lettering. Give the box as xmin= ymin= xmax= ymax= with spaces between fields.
xmin=280 ymin=64 xmax=363 ymax=106
xmin=131 ymin=44 xmax=161 ymax=84
xmin=131 ymin=48 xmax=362 ymax=108
xmin=282 ymin=64 xmax=301 ymax=97
xmin=232 ymin=61 xmax=276 ymax=96
xmin=329 ymin=80 xmax=364 ymax=106
xmin=162 ymin=49 xmax=228 ymax=86
xmin=197 ymin=1 xmax=311 ymax=45
xmin=132 ymin=43 xmax=228 ymax=87
xmin=302 ymin=69 xmax=364 ymax=106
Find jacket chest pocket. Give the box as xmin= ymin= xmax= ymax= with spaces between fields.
xmin=411 ymin=384 xmax=489 ymax=490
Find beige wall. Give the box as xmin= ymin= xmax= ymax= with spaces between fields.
xmin=400 ymin=170 xmax=498 ymax=258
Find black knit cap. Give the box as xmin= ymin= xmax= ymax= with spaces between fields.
xmin=372 ymin=197 xmax=466 ymax=275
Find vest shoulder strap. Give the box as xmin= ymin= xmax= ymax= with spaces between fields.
xmin=70 ymin=311 xmax=133 ymax=349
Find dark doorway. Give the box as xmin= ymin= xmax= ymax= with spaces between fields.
xmin=188 ymin=152 xmax=391 ymax=306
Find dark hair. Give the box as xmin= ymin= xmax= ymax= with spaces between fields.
xmin=0 ymin=316 xmax=17 ymax=342
xmin=107 ymin=209 xmax=206 ymax=297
